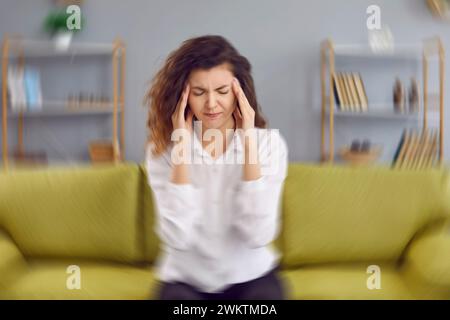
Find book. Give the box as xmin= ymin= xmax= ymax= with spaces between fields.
xmin=407 ymin=131 xmax=422 ymax=170
xmin=333 ymin=74 xmax=343 ymax=110
xmin=394 ymin=129 xmax=411 ymax=169
xmin=7 ymin=66 xmax=27 ymax=111
xmin=24 ymin=67 xmax=43 ymax=111
xmin=415 ymin=129 xmax=430 ymax=170
xmin=354 ymin=73 xmax=368 ymax=112
xmin=344 ymin=73 xmax=358 ymax=111
xmin=347 ymin=73 xmax=360 ymax=111
xmin=392 ymin=129 xmax=406 ymax=166
xmin=351 ymin=73 xmax=361 ymax=111
xmin=337 ymin=74 xmax=349 ymax=110
xmin=341 ymin=73 xmax=351 ymax=110
xmin=426 ymin=130 xmax=438 ymax=168
xmin=400 ymin=130 xmax=417 ymax=169
xmin=410 ymin=130 xmax=427 ymax=170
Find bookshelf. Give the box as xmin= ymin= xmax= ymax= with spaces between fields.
xmin=1 ymin=35 xmax=126 ymax=169
xmin=320 ymin=37 xmax=445 ymax=167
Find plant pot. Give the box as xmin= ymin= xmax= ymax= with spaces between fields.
xmin=53 ymin=31 xmax=73 ymax=51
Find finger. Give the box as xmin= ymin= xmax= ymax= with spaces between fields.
xmin=175 ymin=84 xmax=190 ymax=116
xmin=179 ymin=84 xmax=190 ymax=115
xmin=232 ymin=78 xmax=251 ymax=113
xmin=231 ymin=78 xmax=242 ymax=103
xmin=186 ymin=108 xmax=194 ymax=124
xmin=233 ymin=107 xmax=243 ymax=126
xmin=232 ymin=111 xmax=241 ymax=128
xmin=233 ymin=105 xmax=242 ymax=118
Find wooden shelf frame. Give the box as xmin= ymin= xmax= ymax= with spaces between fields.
xmin=1 ymin=35 xmax=126 ymax=169
xmin=320 ymin=37 xmax=445 ymax=166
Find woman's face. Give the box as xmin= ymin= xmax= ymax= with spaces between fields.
xmin=187 ymin=63 xmax=236 ymax=131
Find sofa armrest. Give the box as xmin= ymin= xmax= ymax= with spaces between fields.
xmin=403 ymin=219 xmax=450 ymax=288
xmin=0 ymin=229 xmax=27 ymax=288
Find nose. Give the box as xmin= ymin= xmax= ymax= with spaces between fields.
xmin=205 ymin=93 xmax=217 ymax=111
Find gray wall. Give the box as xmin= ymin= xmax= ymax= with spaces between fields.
xmin=0 ymin=0 xmax=449 ymax=164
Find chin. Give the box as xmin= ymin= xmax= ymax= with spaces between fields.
xmin=202 ymin=121 xmax=223 ymax=130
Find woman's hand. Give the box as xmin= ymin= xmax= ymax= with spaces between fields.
xmin=232 ymin=78 xmax=255 ymax=132
xmin=232 ymin=78 xmax=261 ymax=180
xmin=172 ymin=84 xmax=194 ymax=134
xmin=170 ymin=84 xmax=193 ymax=184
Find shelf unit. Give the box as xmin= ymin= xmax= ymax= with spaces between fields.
xmin=1 ymin=35 xmax=126 ymax=169
xmin=320 ymin=37 xmax=445 ymax=166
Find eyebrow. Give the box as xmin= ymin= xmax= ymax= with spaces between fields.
xmin=191 ymin=85 xmax=229 ymax=91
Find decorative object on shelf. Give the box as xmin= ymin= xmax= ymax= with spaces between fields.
xmin=66 ymin=92 xmax=111 ymax=109
xmin=392 ymin=128 xmax=438 ymax=169
xmin=349 ymin=139 xmax=374 ymax=153
xmin=393 ymin=78 xmax=406 ymax=113
xmin=368 ymin=25 xmax=395 ymax=53
xmin=408 ymin=78 xmax=420 ymax=114
xmin=350 ymin=139 xmax=361 ymax=152
xmin=43 ymin=1 xmax=85 ymax=51
xmin=360 ymin=139 xmax=371 ymax=152
xmin=339 ymin=139 xmax=382 ymax=166
xmin=426 ymin=0 xmax=450 ymax=20
xmin=89 ymin=140 xmax=115 ymax=163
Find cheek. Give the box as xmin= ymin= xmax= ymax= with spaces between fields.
xmin=220 ymin=95 xmax=236 ymax=113
xmin=188 ymin=96 xmax=202 ymax=115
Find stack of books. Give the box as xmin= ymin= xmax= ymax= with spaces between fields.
xmin=392 ymin=128 xmax=439 ymax=169
xmin=333 ymin=72 xmax=368 ymax=112
xmin=7 ymin=66 xmax=42 ymax=112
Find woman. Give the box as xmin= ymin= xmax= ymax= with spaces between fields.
xmin=144 ymin=35 xmax=288 ymax=300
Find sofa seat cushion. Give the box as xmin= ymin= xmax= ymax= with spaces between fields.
xmin=0 ymin=258 xmax=159 ymax=300
xmin=280 ymin=262 xmax=414 ymax=299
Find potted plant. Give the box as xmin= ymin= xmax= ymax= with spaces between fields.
xmin=43 ymin=9 xmax=84 ymax=51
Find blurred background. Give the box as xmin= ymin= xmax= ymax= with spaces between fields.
xmin=1 ymin=0 xmax=450 ymax=301
xmin=0 ymin=0 xmax=449 ymax=166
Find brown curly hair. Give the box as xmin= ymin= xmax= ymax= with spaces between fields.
xmin=144 ymin=35 xmax=267 ymax=156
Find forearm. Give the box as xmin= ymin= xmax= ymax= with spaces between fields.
xmin=242 ymin=132 xmax=261 ymax=181
xmin=170 ymin=138 xmax=191 ymax=184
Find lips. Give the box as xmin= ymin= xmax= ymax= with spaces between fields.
xmin=204 ymin=112 xmax=222 ymax=120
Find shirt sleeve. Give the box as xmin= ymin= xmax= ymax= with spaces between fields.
xmin=145 ymin=144 xmax=202 ymax=251
xmin=232 ymin=130 xmax=288 ymax=249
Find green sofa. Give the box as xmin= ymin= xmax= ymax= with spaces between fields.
xmin=0 ymin=163 xmax=449 ymax=299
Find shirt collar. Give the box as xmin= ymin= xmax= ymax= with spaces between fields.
xmin=192 ymin=126 xmax=243 ymax=158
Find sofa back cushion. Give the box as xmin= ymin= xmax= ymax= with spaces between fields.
xmin=281 ymin=164 xmax=447 ymax=268
xmin=0 ymin=163 xmax=142 ymax=263
xmin=139 ymin=164 xmax=161 ymax=263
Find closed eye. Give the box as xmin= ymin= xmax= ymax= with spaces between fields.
xmin=193 ymin=90 xmax=228 ymax=96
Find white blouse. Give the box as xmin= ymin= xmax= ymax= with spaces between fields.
xmin=145 ymin=127 xmax=288 ymax=293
